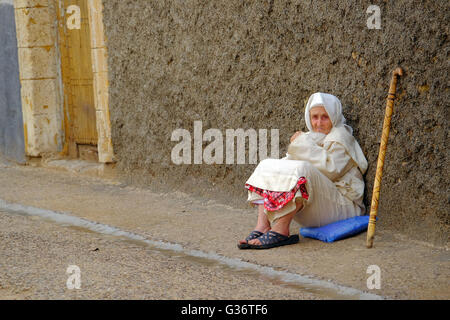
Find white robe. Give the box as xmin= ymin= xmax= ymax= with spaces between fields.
xmin=246 ymin=127 xmax=367 ymax=227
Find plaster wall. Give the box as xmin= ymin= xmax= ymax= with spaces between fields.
xmin=0 ymin=0 xmax=25 ymax=163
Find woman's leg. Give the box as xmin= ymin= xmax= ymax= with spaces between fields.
xmin=254 ymin=204 xmax=271 ymax=233
xmin=247 ymin=201 xmax=303 ymax=246
xmin=238 ymin=204 xmax=270 ymax=245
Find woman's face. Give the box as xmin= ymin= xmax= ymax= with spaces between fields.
xmin=310 ymin=106 xmax=332 ymax=134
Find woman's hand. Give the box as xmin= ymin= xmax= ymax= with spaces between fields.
xmin=290 ymin=131 xmax=303 ymax=143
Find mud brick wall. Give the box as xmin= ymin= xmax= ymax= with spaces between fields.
xmin=103 ymin=0 xmax=449 ymax=245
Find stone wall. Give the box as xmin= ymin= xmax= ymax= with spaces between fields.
xmin=103 ymin=0 xmax=449 ymax=245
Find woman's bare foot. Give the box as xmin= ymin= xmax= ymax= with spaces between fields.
xmin=238 ymin=226 xmax=270 ymax=245
xmin=247 ymin=202 xmax=302 ymax=246
xmin=246 ymin=224 xmax=288 ymax=246
xmin=238 ymin=204 xmax=270 ymax=245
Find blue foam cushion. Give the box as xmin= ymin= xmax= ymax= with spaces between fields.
xmin=299 ymin=215 xmax=375 ymax=243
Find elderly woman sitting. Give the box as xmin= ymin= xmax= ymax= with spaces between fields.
xmin=238 ymin=92 xmax=368 ymax=249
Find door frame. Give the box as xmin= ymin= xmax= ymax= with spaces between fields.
xmin=14 ymin=0 xmax=114 ymax=163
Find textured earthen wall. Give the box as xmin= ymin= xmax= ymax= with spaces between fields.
xmin=103 ymin=0 xmax=449 ymax=245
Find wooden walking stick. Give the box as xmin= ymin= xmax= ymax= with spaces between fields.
xmin=366 ymin=67 xmax=403 ymax=248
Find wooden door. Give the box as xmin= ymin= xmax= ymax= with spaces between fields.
xmin=57 ymin=0 xmax=98 ymax=159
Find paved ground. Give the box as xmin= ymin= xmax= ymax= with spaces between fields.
xmin=0 ymin=156 xmax=448 ymax=299
xmin=0 ymin=209 xmax=322 ymax=300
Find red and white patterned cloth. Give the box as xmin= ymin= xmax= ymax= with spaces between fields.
xmin=245 ymin=177 xmax=309 ymax=212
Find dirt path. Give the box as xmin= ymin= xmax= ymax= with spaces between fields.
xmin=0 ymin=158 xmax=448 ymax=299
xmin=0 ymin=209 xmax=322 ymax=299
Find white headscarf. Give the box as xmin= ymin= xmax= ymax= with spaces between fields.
xmin=304 ymin=92 xmax=368 ymax=174
xmin=305 ymin=92 xmax=353 ymax=134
